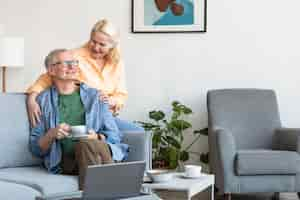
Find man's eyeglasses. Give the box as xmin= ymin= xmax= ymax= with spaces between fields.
xmin=51 ymin=60 xmax=79 ymax=68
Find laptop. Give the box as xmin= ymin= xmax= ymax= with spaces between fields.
xmin=82 ymin=160 xmax=146 ymax=200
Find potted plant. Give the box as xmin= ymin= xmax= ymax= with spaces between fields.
xmin=138 ymin=101 xmax=208 ymax=169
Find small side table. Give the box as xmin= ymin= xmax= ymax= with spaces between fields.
xmin=143 ymin=173 xmax=215 ymax=200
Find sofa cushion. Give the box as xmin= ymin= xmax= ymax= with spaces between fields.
xmin=236 ymin=150 xmax=300 ymax=175
xmin=0 ymin=180 xmax=41 ymax=200
xmin=0 ymin=166 xmax=78 ymax=195
xmin=0 ymin=94 xmax=42 ymax=168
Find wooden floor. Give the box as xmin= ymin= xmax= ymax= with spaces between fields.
xmin=157 ymin=191 xmax=299 ymax=200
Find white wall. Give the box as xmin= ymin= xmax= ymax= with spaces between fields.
xmin=1 ymin=0 xmax=300 ymax=163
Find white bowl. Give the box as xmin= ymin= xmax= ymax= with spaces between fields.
xmin=146 ymin=169 xmax=173 ymax=183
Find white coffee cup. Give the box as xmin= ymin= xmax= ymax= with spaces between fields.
xmin=184 ymin=165 xmax=202 ymax=178
xmin=70 ymin=125 xmax=87 ymax=137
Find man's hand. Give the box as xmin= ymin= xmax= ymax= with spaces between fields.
xmin=38 ymin=123 xmax=71 ymax=153
xmin=87 ymin=129 xmax=98 ymax=140
xmin=98 ymin=133 xmax=106 ymax=141
xmin=49 ymin=123 xmax=71 ymax=140
xmin=27 ymin=92 xmax=41 ymax=127
xmin=87 ymin=129 xmax=106 ymax=141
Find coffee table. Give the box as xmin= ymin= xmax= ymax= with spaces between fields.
xmin=142 ymin=173 xmax=215 ymax=200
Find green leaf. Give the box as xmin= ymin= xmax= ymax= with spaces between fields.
xmin=172 ymin=101 xmax=180 ymax=107
xmin=194 ymin=128 xmax=208 ymax=136
xmin=153 ymin=128 xmax=163 ymax=135
xmin=180 ymin=151 xmax=189 ymax=161
xmin=160 ymin=136 xmax=168 ymax=146
xmin=171 ymin=129 xmax=181 ymax=137
xmin=149 ymin=110 xmax=165 ymax=121
xmin=166 ymin=136 xmax=181 ymax=149
xmin=171 ymin=101 xmax=192 ymax=115
xmin=182 ymin=106 xmax=192 ymax=114
xmin=172 ymin=106 xmax=182 ymax=115
xmin=136 ymin=121 xmax=160 ymax=131
xmin=171 ymin=120 xmax=192 ymax=130
xmin=152 ymin=134 xmax=161 ymax=148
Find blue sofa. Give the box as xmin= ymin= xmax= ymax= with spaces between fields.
xmin=0 ymin=93 xmax=152 ymax=200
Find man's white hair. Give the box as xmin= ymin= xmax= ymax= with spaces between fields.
xmin=44 ymin=48 xmax=68 ymax=69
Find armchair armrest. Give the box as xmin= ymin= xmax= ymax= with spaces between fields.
xmin=216 ymin=129 xmax=237 ymax=172
xmin=122 ymin=131 xmax=152 ymax=171
xmin=273 ymin=128 xmax=300 ymax=152
xmin=215 ymin=129 xmax=238 ymax=193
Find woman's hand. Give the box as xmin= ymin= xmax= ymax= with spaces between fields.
xmin=108 ymin=98 xmax=117 ymax=110
xmin=99 ymin=92 xmax=118 ymax=113
xmin=27 ymin=92 xmax=41 ymax=127
xmin=99 ymin=92 xmax=109 ymax=103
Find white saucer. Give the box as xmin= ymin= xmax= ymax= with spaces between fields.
xmin=181 ymin=174 xmax=204 ymax=179
xmin=69 ymin=135 xmax=88 ymax=139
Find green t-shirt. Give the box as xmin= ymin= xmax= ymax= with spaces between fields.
xmin=58 ymin=90 xmax=85 ymax=156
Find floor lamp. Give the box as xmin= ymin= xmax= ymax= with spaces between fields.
xmin=0 ymin=37 xmax=24 ymax=93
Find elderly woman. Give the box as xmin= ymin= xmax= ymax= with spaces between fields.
xmin=27 ymin=19 xmax=142 ymax=131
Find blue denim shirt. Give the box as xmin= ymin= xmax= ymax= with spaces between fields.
xmin=30 ymin=83 xmax=128 ymax=174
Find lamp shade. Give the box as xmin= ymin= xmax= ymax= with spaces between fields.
xmin=0 ymin=37 xmax=24 ymax=67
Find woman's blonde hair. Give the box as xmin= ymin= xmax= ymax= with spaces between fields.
xmin=90 ymin=19 xmax=120 ymax=65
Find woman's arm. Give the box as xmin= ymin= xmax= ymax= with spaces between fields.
xmin=26 ymin=73 xmax=52 ymax=94
xmin=26 ymin=73 xmax=53 ymax=127
xmin=107 ymin=92 xmax=127 ymax=113
xmin=27 ymin=92 xmax=41 ymax=127
xmin=108 ymin=61 xmax=128 ymax=113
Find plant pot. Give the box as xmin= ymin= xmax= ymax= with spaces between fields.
xmin=152 ymin=160 xmax=169 ymax=169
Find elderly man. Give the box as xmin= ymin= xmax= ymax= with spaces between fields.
xmin=29 ymin=49 xmax=128 ymax=190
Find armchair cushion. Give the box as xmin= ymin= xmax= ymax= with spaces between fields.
xmin=236 ymin=150 xmax=300 ymax=175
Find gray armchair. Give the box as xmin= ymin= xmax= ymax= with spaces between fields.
xmin=207 ymin=89 xmax=300 ymax=200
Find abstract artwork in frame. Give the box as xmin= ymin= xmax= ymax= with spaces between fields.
xmin=132 ymin=0 xmax=207 ymax=33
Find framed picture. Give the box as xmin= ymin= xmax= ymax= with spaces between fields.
xmin=132 ymin=0 xmax=207 ymax=33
